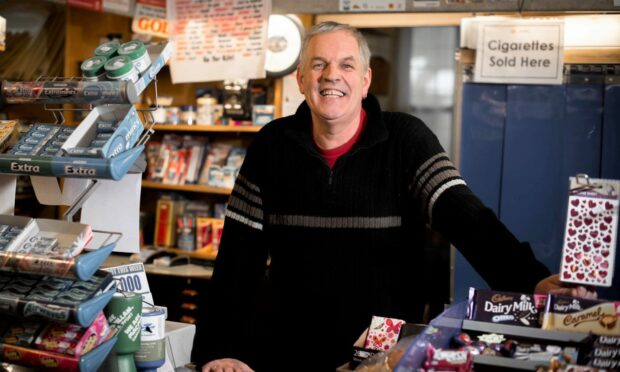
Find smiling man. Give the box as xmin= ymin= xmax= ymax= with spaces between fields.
xmin=200 ymin=22 xmax=594 ymax=372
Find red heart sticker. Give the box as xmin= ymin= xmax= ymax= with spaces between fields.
xmin=568 ymin=242 xmax=576 ymax=249
xmin=578 ymin=234 xmax=587 ymax=241
xmin=589 ymin=200 xmax=597 ymax=209
xmin=583 ymin=259 xmax=591 ymax=266
xmin=565 ymin=256 xmax=573 ymax=263
xmin=584 ymin=218 xmax=593 ymax=226
xmin=601 ymin=261 xmax=609 ymax=269
xmin=602 ymin=250 xmax=610 ymax=257
xmin=570 ymin=209 xmax=578 ymax=217
xmin=577 ymin=273 xmax=585 ymax=280
xmin=571 ymin=199 xmax=580 ymax=206
xmin=574 ymin=220 xmax=583 ymax=228
xmin=600 ymin=223 xmax=608 ymax=231
xmin=568 ymin=229 xmax=577 ymax=236
xmin=600 ymin=271 xmax=607 ymax=278
xmin=583 ymin=245 xmax=591 ymax=252
xmin=590 ymin=231 xmax=598 ymax=238
xmin=604 ymin=216 xmax=613 ymax=224
xmin=605 ymin=201 xmax=614 ymax=210
xmin=563 ymin=272 xmax=571 ymax=279
xmin=603 ymin=235 xmax=612 ymax=243
xmin=575 ymin=252 xmax=583 ymax=260
xmin=594 ymin=256 xmax=602 ymax=263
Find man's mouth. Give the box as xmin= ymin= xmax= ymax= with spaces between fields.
xmin=320 ymin=89 xmax=345 ymax=97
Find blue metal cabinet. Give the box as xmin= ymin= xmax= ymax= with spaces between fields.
xmin=456 ymin=81 xmax=617 ymax=301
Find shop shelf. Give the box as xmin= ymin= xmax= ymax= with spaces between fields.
xmin=1 ymin=42 xmax=172 ymax=106
xmin=141 ymin=180 xmax=232 ymax=194
xmin=0 ymin=270 xmax=116 ymax=327
xmin=0 ymin=145 xmax=144 ymax=180
xmin=159 ymin=246 xmax=218 ymax=261
xmin=153 ymin=124 xmax=262 ymax=133
xmin=461 ymin=320 xmax=592 ymax=343
xmin=0 ymin=333 xmax=117 ymax=372
xmin=0 ymin=216 xmax=121 ymax=281
xmin=472 ymin=355 xmax=544 ymax=371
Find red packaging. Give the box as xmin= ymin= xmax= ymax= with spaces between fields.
xmin=425 ymin=345 xmax=472 ymax=372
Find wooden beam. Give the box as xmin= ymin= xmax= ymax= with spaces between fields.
xmin=316 ymin=12 xmax=474 ymax=28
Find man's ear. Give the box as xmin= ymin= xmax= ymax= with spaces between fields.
xmin=296 ymin=66 xmax=304 ymax=94
xmin=362 ymin=67 xmax=372 ymax=99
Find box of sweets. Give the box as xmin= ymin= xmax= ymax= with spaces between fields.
xmin=34 ymin=311 xmax=110 ymax=356
xmin=467 ymin=287 xmax=540 ymax=327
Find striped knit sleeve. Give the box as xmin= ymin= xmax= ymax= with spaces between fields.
xmin=412 ymin=151 xmax=467 ymax=225
xmin=405 ymin=119 xmax=550 ymax=293
xmin=226 ymin=173 xmax=264 ymax=231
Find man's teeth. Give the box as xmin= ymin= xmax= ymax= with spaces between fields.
xmin=320 ymin=90 xmax=344 ymax=97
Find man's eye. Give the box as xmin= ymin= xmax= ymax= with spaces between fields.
xmin=342 ymin=64 xmax=354 ymax=70
xmin=312 ymin=63 xmax=325 ymax=69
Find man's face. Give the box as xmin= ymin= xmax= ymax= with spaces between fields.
xmin=297 ymin=30 xmax=371 ymax=127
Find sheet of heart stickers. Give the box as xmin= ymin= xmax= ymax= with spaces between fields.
xmin=560 ymin=177 xmax=619 ymax=287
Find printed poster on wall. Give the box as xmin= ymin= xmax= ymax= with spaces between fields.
xmin=340 ymin=0 xmax=405 ymax=12
xmin=167 ymin=0 xmax=271 ymax=83
xmin=133 ymin=0 xmax=168 ymax=38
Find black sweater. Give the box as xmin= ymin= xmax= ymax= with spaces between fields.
xmin=199 ymin=95 xmax=550 ymax=371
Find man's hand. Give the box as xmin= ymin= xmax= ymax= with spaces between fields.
xmin=203 ymin=358 xmax=254 ymax=372
xmin=534 ymin=274 xmax=597 ymax=299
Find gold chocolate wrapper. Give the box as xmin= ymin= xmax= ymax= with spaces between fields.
xmin=542 ymin=296 xmax=620 ymax=336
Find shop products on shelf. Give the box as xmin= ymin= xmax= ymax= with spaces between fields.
xmin=146 ymin=135 xmax=246 ymax=189
xmin=0 ymin=215 xmax=120 ymax=281
xmin=0 ymin=120 xmax=18 ymax=152
xmin=542 ymin=294 xmax=620 ymax=336
xmin=199 ymin=144 xmax=246 ymax=189
xmin=0 ymin=270 xmax=115 ymax=327
xmin=0 ymin=314 xmax=117 ymax=371
xmin=33 ymin=311 xmax=111 ymax=356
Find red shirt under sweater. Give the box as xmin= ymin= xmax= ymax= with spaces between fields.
xmin=315 ymin=109 xmax=367 ymax=169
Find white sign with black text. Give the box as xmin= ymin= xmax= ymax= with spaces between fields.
xmin=104 ymin=263 xmax=154 ymax=305
xmin=474 ymin=20 xmax=564 ymax=85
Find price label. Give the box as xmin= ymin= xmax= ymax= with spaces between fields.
xmin=104 ymin=263 xmax=154 ymax=305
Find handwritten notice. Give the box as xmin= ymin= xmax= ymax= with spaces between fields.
xmin=167 ymin=0 xmax=270 ymax=83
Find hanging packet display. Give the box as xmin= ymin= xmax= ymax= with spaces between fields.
xmin=560 ymin=175 xmax=619 ymax=287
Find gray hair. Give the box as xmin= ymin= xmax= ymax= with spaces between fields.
xmin=299 ymin=21 xmax=371 ymax=72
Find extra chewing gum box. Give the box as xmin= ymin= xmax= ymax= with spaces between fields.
xmin=542 ymin=294 xmax=620 ymax=336
xmin=467 ymin=288 xmax=541 ymax=328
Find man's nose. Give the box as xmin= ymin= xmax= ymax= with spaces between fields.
xmin=321 ymin=64 xmax=340 ymax=81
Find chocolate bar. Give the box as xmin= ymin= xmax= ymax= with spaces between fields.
xmin=542 ymin=294 xmax=620 ymax=336
xmin=595 ymin=335 xmax=620 ymax=347
xmin=467 ymin=287 xmax=540 ymax=327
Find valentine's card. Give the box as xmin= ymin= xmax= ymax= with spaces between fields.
xmin=560 ymin=177 xmax=619 ymax=287
xmin=363 ymin=315 xmax=405 ymax=351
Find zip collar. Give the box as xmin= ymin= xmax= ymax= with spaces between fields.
xmin=283 ymin=94 xmax=389 ymax=154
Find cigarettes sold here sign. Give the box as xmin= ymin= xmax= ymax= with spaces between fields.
xmin=474 ymin=20 xmax=564 ymax=85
